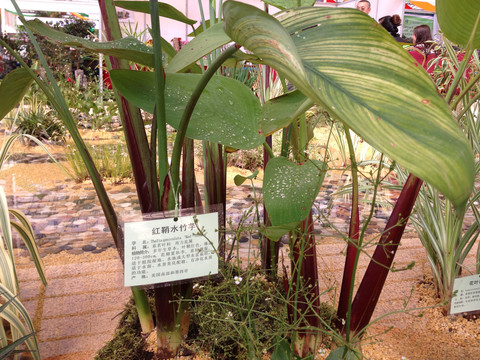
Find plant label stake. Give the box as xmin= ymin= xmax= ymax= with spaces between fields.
xmin=122 ymin=211 xmax=219 ymax=287
xmin=450 ymin=274 xmax=480 ymax=315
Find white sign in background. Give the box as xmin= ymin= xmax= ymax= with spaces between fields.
xmin=450 ymin=274 xmax=480 ymax=315
xmin=124 ymin=212 xmax=219 ymax=287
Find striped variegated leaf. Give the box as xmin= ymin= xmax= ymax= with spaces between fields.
xmin=0 ymin=284 xmax=40 ymax=360
xmin=10 ymin=210 xmax=46 ymax=286
xmin=223 ymin=1 xmax=474 ymax=210
xmin=0 ymin=186 xmax=17 ymax=294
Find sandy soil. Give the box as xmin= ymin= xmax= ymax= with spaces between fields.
xmin=3 ymin=132 xmax=480 ymax=360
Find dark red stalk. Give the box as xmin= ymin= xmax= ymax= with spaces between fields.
xmin=98 ymin=0 xmax=156 ymax=213
xmin=337 ymin=199 xmax=360 ymax=321
xmin=293 ymin=211 xmax=321 ymax=328
xmin=347 ymin=174 xmax=422 ymax=335
xmin=262 ymin=135 xmax=279 ymax=276
xmin=181 ymin=138 xmax=198 ymax=210
xmin=289 ymin=210 xmax=321 ymax=357
xmin=337 ymin=129 xmax=360 ymax=322
xmin=202 ymin=142 xmax=226 ymax=254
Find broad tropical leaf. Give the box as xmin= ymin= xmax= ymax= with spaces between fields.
xmin=264 ymin=157 xmax=326 ymax=226
xmin=0 ymin=68 xmax=33 ymax=121
xmin=261 ymin=90 xmax=312 ymax=135
xmin=115 ymin=1 xmax=196 ymax=25
xmin=110 ymin=70 xmax=264 ymax=149
xmin=25 ymin=20 xmax=155 ymax=67
xmin=263 ymin=0 xmax=316 ymax=10
xmin=166 ymin=22 xmax=231 ymax=73
xmin=224 ymin=1 xmax=475 ymax=210
xmin=437 ymin=0 xmax=480 ymax=48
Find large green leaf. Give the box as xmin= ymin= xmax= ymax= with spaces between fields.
xmin=110 ymin=70 xmax=264 ymax=149
xmin=115 ymin=1 xmax=196 ymax=25
xmin=263 ymin=0 xmax=316 ymax=10
xmin=437 ymin=0 xmax=480 ymax=48
xmin=224 ymin=1 xmax=475 ymax=210
xmin=261 ymin=90 xmax=312 ymax=135
xmin=264 ymin=157 xmax=326 ymax=226
xmin=166 ymin=22 xmax=232 ymax=73
xmin=0 ymin=68 xmax=33 ymax=121
xmin=25 ymin=19 xmax=155 ymax=67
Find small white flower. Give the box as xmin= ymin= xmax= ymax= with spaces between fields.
xmin=341 ymin=318 xmax=346 ymax=325
xmin=234 ymin=276 xmax=243 ymax=285
xmin=318 ymin=349 xmax=327 ymax=355
xmin=226 ymin=311 xmax=233 ymax=319
xmin=265 ymin=297 xmax=271 ymax=301
xmin=401 ymin=357 xmax=408 ymax=360
xmin=193 ymin=283 xmax=199 ymax=289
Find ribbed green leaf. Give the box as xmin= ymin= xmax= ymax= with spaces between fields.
xmin=115 ymin=1 xmax=196 ymax=25
xmin=25 ymin=19 xmax=155 ymax=67
xmin=263 ymin=0 xmax=315 ymax=10
xmin=0 ymin=68 xmax=33 ymax=121
xmin=224 ymin=1 xmax=475 ymax=210
xmin=110 ymin=70 xmax=264 ymax=149
xmin=166 ymin=22 xmax=231 ymax=73
xmin=437 ymin=0 xmax=480 ymax=48
xmin=264 ymin=157 xmax=326 ymax=226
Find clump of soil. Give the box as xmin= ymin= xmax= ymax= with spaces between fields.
xmin=361 ymin=277 xmax=480 ymax=360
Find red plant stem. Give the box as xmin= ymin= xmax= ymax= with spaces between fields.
xmin=337 ymin=129 xmax=360 ymax=322
xmin=292 ymin=211 xmax=321 ymax=330
xmin=337 ymin=199 xmax=360 ymax=321
xmin=98 ymin=0 xmax=156 ymax=213
xmin=262 ymin=135 xmax=279 ymax=275
xmin=347 ymin=174 xmax=422 ymax=335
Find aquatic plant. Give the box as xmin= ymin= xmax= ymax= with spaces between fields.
xmin=0 ymin=0 xmax=478 ymax=358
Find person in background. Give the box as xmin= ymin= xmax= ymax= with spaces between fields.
xmin=356 ymin=0 xmax=371 ymax=15
xmin=409 ymin=25 xmax=437 ymax=73
xmin=379 ymin=15 xmax=406 ymax=43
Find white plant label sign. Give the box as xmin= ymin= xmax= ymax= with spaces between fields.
xmin=124 ymin=212 xmax=218 ymax=287
xmin=450 ymin=274 xmax=480 ymax=314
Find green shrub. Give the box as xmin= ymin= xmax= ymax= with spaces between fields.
xmin=15 ymin=106 xmax=66 ymax=144
xmin=65 ymin=139 xmax=132 ymax=183
xmin=60 ymin=78 xmax=119 ymax=130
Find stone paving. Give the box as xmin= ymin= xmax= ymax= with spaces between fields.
xmin=7 ymin=171 xmax=479 ymax=359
